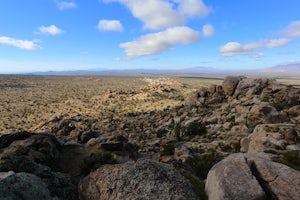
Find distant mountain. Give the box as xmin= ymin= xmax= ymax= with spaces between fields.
xmin=264 ymin=63 xmax=300 ymax=73
xmin=259 ymin=63 xmax=300 ymax=78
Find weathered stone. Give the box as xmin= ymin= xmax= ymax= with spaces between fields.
xmin=205 ymin=153 xmax=266 ymax=200
xmin=0 ymin=172 xmax=52 ymax=199
xmin=79 ymin=159 xmax=199 ymax=200
xmin=222 ymin=76 xmax=244 ymax=96
xmin=246 ymin=154 xmax=300 ymax=200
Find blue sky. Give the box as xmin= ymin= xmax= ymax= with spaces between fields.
xmin=0 ymin=0 xmax=300 ymax=73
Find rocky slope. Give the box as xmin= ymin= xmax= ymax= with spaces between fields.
xmin=0 ymin=76 xmax=299 ymax=199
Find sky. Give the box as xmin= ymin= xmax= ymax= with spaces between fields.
xmin=0 ymin=0 xmax=300 ymax=73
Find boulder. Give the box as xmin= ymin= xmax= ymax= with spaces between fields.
xmin=222 ymin=76 xmax=244 ymax=96
xmin=206 ymin=153 xmax=300 ymax=200
xmin=79 ymin=159 xmax=199 ymax=200
xmin=0 ymin=172 xmax=52 ymax=199
xmin=205 ymin=153 xmax=266 ymax=200
xmin=249 ymin=155 xmax=300 ymax=200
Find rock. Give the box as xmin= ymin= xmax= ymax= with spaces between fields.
xmin=247 ymin=124 xmax=299 ymax=153
xmin=0 ymin=133 xmax=78 ymax=200
xmin=0 ymin=172 xmax=52 ymax=199
xmin=246 ymin=154 xmax=300 ymax=200
xmin=240 ymin=137 xmax=250 ymax=152
xmin=247 ymin=103 xmax=289 ymax=127
xmin=77 ymin=130 xmax=98 ymax=143
xmin=222 ymin=76 xmax=244 ymax=96
xmin=174 ymin=144 xmax=192 ymax=163
xmin=79 ymin=159 xmax=199 ymax=200
xmin=206 ymin=153 xmax=300 ymax=200
xmin=0 ymin=133 xmax=61 ymax=167
xmin=233 ymin=78 xmax=271 ymax=99
xmin=0 ymin=131 xmax=33 ymax=148
xmin=205 ymin=153 xmax=266 ymax=200
xmin=0 ymin=171 xmax=14 ymax=181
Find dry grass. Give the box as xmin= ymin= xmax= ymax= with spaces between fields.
xmin=0 ymin=75 xmax=221 ymax=135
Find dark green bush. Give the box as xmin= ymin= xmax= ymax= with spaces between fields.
xmin=160 ymin=143 xmax=175 ymax=156
xmin=183 ymin=172 xmax=207 ymax=200
xmin=186 ymin=151 xmax=223 ymax=179
xmin=274 ymin=150 xmax=300 ymax=171
xmin=185 ymin=121 xmax=207 ymax=136
xmin=80 ymin=152 xmax=117 ymax=176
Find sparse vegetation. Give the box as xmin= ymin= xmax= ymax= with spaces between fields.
xmin=186 ymin=151 xmax=224 ymax=179
xmin=80 ymin=152 xmax=117 ymax=176
xmin=274 ymin=150 xmax=300 ymax=171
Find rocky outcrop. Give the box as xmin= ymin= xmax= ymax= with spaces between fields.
xmin=79 ymin=159 xmax=199 ymax=200
xmin=206 ymin=153 xmax=300 ymax=200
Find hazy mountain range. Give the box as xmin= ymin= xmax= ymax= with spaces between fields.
xmin=21 ymin=62 xmax=300 ymax=78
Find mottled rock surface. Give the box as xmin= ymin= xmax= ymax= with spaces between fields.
xmin=205 ymin=153 xmax=266 ymax=200
xmin=79 ymin=159 xmax=199 ymax=200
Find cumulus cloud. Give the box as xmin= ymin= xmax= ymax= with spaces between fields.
xmin=37 ymin=25 xmax=64 ymax=35
xmin=264 ymin=38 xmax=291 ymax=48
xmin=119 ymin=26 xmax=200 ymax=58
xmin=55 ymin=0 xmax=76 ymax=10
xmin=98 ymin=20 xmax=123 ymax=32
xmin=0 ymin=36 xmax=40 ymax=50
xmin=103 ymin=0 xmax=210 ymax=30
xmin=220 ymin=38 xmax=290 ymax=57
xmin=174 ymin=0 xmax=211 ymax=18
xmin=202 ymin=24 xmax=214 ymax=37
xmin=284 ymin=20 xmax=300 ymax=37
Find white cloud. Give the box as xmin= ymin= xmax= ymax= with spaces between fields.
xmin=0 ymin=36 xmax=40 ymax=50
xmin=220 ymin=38 xmax=290 ymax=57
xmin=219 ymin=41 xmax=263 ymax=57
xmin=120 ymin=26 xmax=200 ymax=58
xmin=174 ymin=0 xmax=211 ymax=18
xmin=284 ymin=20 xmax=300 ymax=37
xmin=37 ymin=25 xmax=64 ymax=35
xmin=98 ymin=20 xmax=123 ymax=32
xmin=265 ymin=38 xmax=291 ymax=48
xmin=103 ymin=0 xmax=210 ymax=30
xmin=202 ymin=24 xmax=214 ymax=37
xmin=56 ymin=0 xmax=76 ymax=10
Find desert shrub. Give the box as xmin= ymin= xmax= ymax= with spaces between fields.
xmin=185 ymin=121 xmax=207 ymax=136
xmin=182 ymin=172 xmax=207 ymax=200
xmin=80 ymin=152 xmax=117 ymax=176
xmin=160 ymin=143 xmax=175 ymax=156
xmin=156 ymin=128 xmax=168 ymax=138
xmin=174 ymin=123 xmax=181 ymax=141
xmin=186 ymin=151 xmax=223 ymax=179
xmin=274 ymin=150 xmax=300 ymax=171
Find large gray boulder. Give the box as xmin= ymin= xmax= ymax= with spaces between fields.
xmin=0 ymin=172 xmax=52 ymax=199
xmin=206 ymin=153 xmax=300 ymax=200
xmin=79 ymin=158 xmax=199 ymax=200
xmin=205 ymin=153 xmax=266 ymax=200
xmin=250 ymin=155 xmax=300 ymax=200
